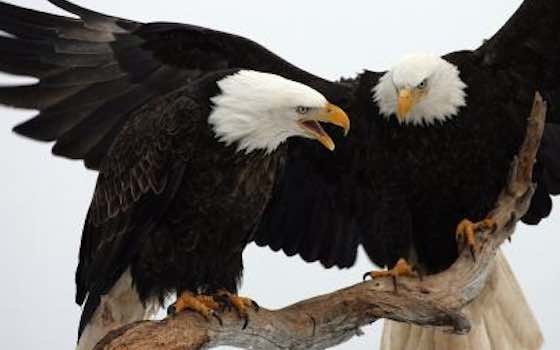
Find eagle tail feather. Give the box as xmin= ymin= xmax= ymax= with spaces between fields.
xmin=379 ymin=251 xmax=543 ymax=350
xmin=77 ymin=270 xmax=158 ymax=350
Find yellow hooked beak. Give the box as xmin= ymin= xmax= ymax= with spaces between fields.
xmin=397 ymin=88 xmax=422 ymax=122
xmin=298 ymin=102 xmax=350 ymax=151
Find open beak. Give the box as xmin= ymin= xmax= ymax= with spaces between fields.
xmin=298 ymin=103 xmax=350 ymax=151
xmin=397 ymin=88 xmax=416 ymax=122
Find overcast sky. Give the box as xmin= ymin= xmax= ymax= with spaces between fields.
xmin=1 ymin=1 xmax=559 ymax=349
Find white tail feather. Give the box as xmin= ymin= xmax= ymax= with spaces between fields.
xmin=380 ymin=251 xmax=543 ymax=350
xmin=76 ymin=270 xmax=159 ymax=350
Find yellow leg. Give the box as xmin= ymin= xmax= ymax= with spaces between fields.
xmin=456 ymin=218 xmax=496 ymax=259
xmin=363 ymin=258 xmax=418 ymax=291
xmin=364 ymin=258 xmax=417 ymax=279
xmin=169 ymin=291 xmax=222 ymax=325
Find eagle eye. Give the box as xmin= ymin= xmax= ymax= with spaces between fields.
xmin=417 ymin=79 xmax=428 ymax=89
xmin=296 ymin=106 xmax=310 ymax=114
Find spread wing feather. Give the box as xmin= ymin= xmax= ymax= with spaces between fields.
xmin=255 ymin=138 xmax=364 ymax=268
xmin=474 ymin=0 xmax=560 ymax=224
xmin=1 ymin=1 xmax=360 ymax=269
xmin=0 ymin=0 xmax=340 ymax=169
xmin=255 ymin=77 xmax=381 ymax=268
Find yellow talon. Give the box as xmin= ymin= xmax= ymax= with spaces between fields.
xmin=455 ymin=218 xmax=496 ymax=259
xmin=363 ymin=258 xmax=418 ymax=291
xmin=171 ymin=291 xmax=222 ymax=325
xmin=215 ymin=290 xmax=259 ymax=329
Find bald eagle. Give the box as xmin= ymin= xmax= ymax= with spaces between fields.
xmin=255 ymin=0 xmax=559 ymax=348
xmin=2 ymin=0 xmax=558 ymax=349
xmin=0 ymin=1 xmax=351 ymax=349
xmin=258 ymin=0 xmax=560 ymax=273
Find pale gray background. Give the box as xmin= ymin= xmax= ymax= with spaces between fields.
xmin=1 ymin=1 xmax=559 ymax=349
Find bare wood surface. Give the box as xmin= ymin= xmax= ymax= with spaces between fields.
xmin=95 ymin=93 xmax=547 ymax=350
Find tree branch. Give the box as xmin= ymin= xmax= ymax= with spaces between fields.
xmin=95 ymin=92 xmax=547 ymax=350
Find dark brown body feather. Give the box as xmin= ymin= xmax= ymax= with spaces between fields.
xmin=354 ymin=56 xmax=530 ymax=272
xmin=76 ymin=81 xmax=284 ymax=335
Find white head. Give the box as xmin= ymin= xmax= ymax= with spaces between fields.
xmin=373 ymin=53 xmax=467 ymax=126
xmin=209 ymin=70 xmax=350 ymax=154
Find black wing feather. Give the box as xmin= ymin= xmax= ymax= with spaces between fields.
xmin=541 ymin=124 xmax=560 ymax=195
xmin=76 ymin=92 xmax=200 ymax=336
xmin=474 ymin=0 xmax=560 ymax=225
xmin=1 ymin=0 xmax=340 ymax=170
xmin=254 ymin=77 xmax=376 ymax=269
xmin=254 ymin=137 xmax=364 ymax=269
xmin=3 ymin=0 xmax=361 ymax=274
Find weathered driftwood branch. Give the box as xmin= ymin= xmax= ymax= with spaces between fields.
xmin=95 ymin=93 xmax=547 ymax=350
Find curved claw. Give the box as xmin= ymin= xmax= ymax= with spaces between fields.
xmin=470 ymin=246 xmax=477 ymax=261
xmin=167 ymin=304 xmax=176 ymax=316
xmin=213 ymin=290 xmax=258 ymax=329
xmin=455 ymin=218 xmax=495 ymax=260
xmin=215 ymin=294 xmax=233 ymax=311
xmin=362 ymin=259 xmax=417 ymax=292
xmin=241 ymin=315 xmax=249 ymax=330
xmin=171 ymin=292 xmax=223 ymax=324
xmin=211 ymin=311 xmax=223 ymax=326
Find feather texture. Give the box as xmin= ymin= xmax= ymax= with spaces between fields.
xmin=0 ymin=0 xmax=343 ymax=169
xmin=77 ymin=270 xmax=159 ymax=350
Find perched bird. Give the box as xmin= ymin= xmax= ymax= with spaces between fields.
xmin=2 ymin=0 xmax=559 ymax=350
xmin=255 ymin=0 xmax=559 ymax=348
xmin=0 ymin=1 xmax=350 ymax=349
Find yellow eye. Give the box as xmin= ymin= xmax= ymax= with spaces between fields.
xmin=417 ymin=79 xmax=428 ymax=89
xmin=296 ymin=106 xmax=310 ymax=114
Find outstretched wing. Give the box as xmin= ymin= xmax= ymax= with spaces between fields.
xmin=473 ymin=0 xmax=560 ymax=224
xmin=0 ymin=0 xmax=344 ymax=169
xmin=254 ymin=74 xmax=387 ymax=269
xmin=2 ymin=0 xmax=373 ymax=270
xmin=75 ymin=90 xmax=200 ymax=335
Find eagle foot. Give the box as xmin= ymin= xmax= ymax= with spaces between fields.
xmin=363 ymin=258 xmax=418 ymax=291
xmin=214 ymin=290 xmax=260 ymax=329
xmin=167 ymin=292 xmax=223 ymax=326
xmin=455 ymin=218 xmax=496 ymax=260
